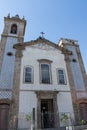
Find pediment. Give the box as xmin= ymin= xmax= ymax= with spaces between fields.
xmin=30 ymin=42 xmax=58 ymax=51
xmin=13 ymin=37 xmax=72 ymax=55
xmin=24 ymin=37 xmax=61 ymax=51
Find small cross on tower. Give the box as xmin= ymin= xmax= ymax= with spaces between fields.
xmin=40 ymin=32 xmax=45 ymax=38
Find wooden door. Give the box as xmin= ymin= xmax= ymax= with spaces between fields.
xmin=0 ymin=104 xmax=9 ymax=130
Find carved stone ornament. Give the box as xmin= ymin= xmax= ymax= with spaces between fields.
xmin=31 ymin=43 xmax=58 ymax=51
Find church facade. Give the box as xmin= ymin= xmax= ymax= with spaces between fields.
xmin=0 ymin=15 xmax=87 ymax=130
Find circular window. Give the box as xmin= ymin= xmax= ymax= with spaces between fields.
xmin=72 ymin=59 xmax=77 ymax=62
xmin=7 ymin=52 xmax=13 ymax=56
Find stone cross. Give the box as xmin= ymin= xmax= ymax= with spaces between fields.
xmin=40 ymin=32 xmax=45 ymax=38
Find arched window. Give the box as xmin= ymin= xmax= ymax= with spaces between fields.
xmin=10 ymin=24 xmax=17 ymax=34
xmin=57 ymin=68 xmax=67 ymax=85
xmin=24 ymin=66 xmax=33 ymax=83
xmin=38 ymin=59 xmax=52 ymax=84
xmin=40 ymin=63 xmax=51 ymax=84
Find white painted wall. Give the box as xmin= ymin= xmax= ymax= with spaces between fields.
xmin=18 ymin=91 xmax=37 ymax=129
xmin=57 ymin=92 xmax=73 ymax=113
xmin=19 ymin=91 xmax=37 ymax=113
xmin=19 ymin=43 xmax=74 ymax=128
xmin=20 ymin=44 xmax=70 ymax=91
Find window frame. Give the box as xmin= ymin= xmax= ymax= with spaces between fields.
xmin=40 ymin=63 xmax=52 ymax=84
xmin=57 ymin=68 xmax=67 ymax=85
xmin=23 ymin=66 xmax=34 ymax=84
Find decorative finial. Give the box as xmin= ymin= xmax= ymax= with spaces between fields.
xmin=8 ymin=13 xmax=10 ymax=18
xmin=40 ymin=32 xmax=45 ymax=38
xmin=22 ymin=16 xmax=25 ymax=19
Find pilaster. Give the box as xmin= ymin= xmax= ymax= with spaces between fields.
xmin=76 ymin=47 xmax=87 ymax=89
xmin=0 ymin=36 xmax=7 ymax=72
xmin=64 ymin=53 xmax=78 ymax=123
xmin=11 ymin=49 xmax=22 ymax=129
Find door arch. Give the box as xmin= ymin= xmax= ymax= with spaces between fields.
xmin=0 ymin=103 xmax=10 ymax=130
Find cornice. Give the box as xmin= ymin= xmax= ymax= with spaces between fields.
xmin=59 ymin=38 xmax=79 ymax=47
xmin=13 ymin=37 xmax=72 ymax=56
xmin=23 ymin=37 xmax=60 ymax=50
xmin=13 ymin=43 xmax=25 ymax=50
xmin=37 ymin=59 xmax=53 ymax=63
xmin=4 ymin=16 xmax=26 ymax=24
xmin=61 ymin=47 xmax=72 ymax=55
xmin=1 ymin=34 xmax=24 ymax=39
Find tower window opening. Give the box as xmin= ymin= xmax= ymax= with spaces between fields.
xmin=10 ymin=24 xmax=17 ymax=34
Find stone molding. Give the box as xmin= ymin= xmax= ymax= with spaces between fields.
xmin=4 ymin=16 xmax=26 ymax=24
xmin=0 ymin=98 xmax=12 ymax=104
xmin=2 ymin=34 xmax=24 ymax=39
xmin=35 ymin=91 xmax=58 ymax=128
xmin=13 ymin=43 xmax=25 ymax=50
xmin=76 ymin=98 xmax=87 ymax=104
xmin=37 ymin=59 xmax=53 ymax=63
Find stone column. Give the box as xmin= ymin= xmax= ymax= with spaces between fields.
xmin=11 ymin=49 xmax=22 ymax=130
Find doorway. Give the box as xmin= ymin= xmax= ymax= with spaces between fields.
xmin=41 ymin=99 xmax=54 ymax=128
xmin=79 ymin=103 xmax=87 ymax=124
xmin=0 ymin=104 xmax=9 ymax=130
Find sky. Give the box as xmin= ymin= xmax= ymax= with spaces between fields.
xmin=0 ymin=0 xmax=87 ymax=72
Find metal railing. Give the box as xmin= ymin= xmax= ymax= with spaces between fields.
xmin=10 ymin=112 xmax=87 ymax=130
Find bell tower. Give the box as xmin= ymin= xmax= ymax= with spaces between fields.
xmin=0 ymin=14 xmax=26 ymax=130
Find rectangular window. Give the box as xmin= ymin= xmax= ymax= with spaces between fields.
xmin=41 ymin=64 xmax=51 ymax=84
xmin=57 ymin=69 xmax=66 ymax=85
xmin=24 ymin=66 xmax=33 ymax=83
